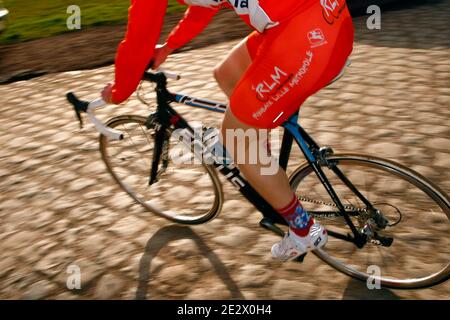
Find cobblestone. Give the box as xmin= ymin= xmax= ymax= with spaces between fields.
xmin=0 ymin=2 xmax=448 ymax=300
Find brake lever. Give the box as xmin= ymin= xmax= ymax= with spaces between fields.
xmin=73 ymin=105 xmax=84 ymax=129
xmin=66 ymin=92 xmax=89 ymax=129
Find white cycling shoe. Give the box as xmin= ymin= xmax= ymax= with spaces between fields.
xmin=271 ymin=221 xmax=328 ymax=261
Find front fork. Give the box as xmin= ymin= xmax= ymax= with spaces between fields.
xmin=146 ymin=112 xmax=171 ymax=185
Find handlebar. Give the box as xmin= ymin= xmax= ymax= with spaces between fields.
xmin=66 ymin=70 xmax=180 ymax=141
xmin=158 ymin=69 xmax=181 ymax=81
xmin=66 ymin=92 xmax=124 ymax=141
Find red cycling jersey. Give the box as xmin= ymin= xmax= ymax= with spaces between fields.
xmin=166 ymin=0 xmax=318 ymax=49
xmin=111 ymin=0 xmax=166 ymax=104
xmin=111 ymin=0 xmax=318 ymax=104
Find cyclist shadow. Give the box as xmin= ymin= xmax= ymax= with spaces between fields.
xmin=135 ymin=225 xmax=244 ymax=300
xmin=342 ymin=278 xmax=401 ymax=300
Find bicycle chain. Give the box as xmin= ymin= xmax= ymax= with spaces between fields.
xmin=297 ymin=195 xmax=379 ymax=242
xmin=297 ymin=195 xmax=367 ymax=214
xmin=297 ymin=195 xmax=393 ymax=243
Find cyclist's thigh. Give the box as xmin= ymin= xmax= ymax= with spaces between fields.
xmin=230 ymin=2 xmax=354 ymax=129
xmin=215 ymin=33 xmax=263 ymax=97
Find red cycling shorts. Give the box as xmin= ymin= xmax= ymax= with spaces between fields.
xmin=230 ymin=1 xmax=354 ymax=129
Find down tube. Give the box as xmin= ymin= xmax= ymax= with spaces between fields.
xmin=171 ymin=116 xmax=286 ymax=225
xmin=170 ymin=95 xmax=287 ymax=224
xmin=214 ymin=161 xmax=287 ymax=224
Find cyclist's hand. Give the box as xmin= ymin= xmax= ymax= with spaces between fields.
xmin=101 ymin=83 xmax=114 ymax=104
xmin=151 ymin=43 xmax=174 ymax=70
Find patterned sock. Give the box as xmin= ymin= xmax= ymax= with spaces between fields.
xmin=277 ymin=194 xmax=313 ymax=237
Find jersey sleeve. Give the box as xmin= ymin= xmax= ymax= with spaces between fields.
xmin=166 ymin=5 xmax=219 ymax=50
xmin=111 ymin=0 xmax=167 ymax=104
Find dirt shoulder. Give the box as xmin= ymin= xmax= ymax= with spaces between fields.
xmin=0 ymin=10 xmax=250 ymax=84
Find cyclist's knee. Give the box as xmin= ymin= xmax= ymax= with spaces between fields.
xmin=214 ymin=64 xmax=237 ymax=98
xmin=214 ymin=43 xmax=251 ymax=97
xmin=213 ymin=65 xmax=222 ymax=84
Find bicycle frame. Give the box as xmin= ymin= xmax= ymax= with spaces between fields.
xmin=145 ymin=72 xmax=369 ymax=248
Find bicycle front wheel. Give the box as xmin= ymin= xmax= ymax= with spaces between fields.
xmin=99 ymin=115 xmax=223 ymax=224
xmin=289 ymin=153 xmax=449 ymax=289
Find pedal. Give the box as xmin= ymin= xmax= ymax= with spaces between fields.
xmin=294 ymin=253 xmax=307 ymax=263
xmin=259 ymin=218 xmax=284 ymax=237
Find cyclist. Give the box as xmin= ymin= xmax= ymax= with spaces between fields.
xmin=102 ymin=0 xmax=354 ymax=261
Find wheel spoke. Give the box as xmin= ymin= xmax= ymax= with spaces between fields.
xmin=291 ymin=154 xmax=449 ymax=288
xmin=100 ymin=116 xmax=223 ymax=224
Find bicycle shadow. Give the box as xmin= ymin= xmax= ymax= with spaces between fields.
xmin=342 ymin=278 xmax=401 ymax=300
xmin=135 ymin=225 xmax=244 ymax=300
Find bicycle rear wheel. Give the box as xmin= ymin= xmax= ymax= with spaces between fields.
xmin=289 ymin=153 xmax=449 ymax=289
xmin=99 ymin=115 xmax=223 ymax=224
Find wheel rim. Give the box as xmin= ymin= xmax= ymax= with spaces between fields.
xmin=99 ymin=115 xmax=223 ymax=224
xmin=290 ymin=154 xmax=450 ymax=289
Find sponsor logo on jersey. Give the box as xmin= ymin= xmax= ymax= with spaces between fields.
xmin=185 ymin=0 xmax=275 ymax=32
xmin=253 ymin=66 xmax=290 ymax=102
xmin=308 ymin=28 xmax=327 ymax=48
xmin=320 ymin=0 xmax=347 ymax=24
xmin=252 ymin=51 xmax=314 ymax=121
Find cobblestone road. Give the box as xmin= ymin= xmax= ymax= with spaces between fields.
xmin=0 ymin=2 xmax=449 ymax=299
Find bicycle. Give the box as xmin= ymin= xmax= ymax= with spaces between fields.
xmin=66 ymin=62 xmax=449 ymax=289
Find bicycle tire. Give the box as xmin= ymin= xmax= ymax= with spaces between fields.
xmin=99 ymin=115 xmax=224 ymax=225
xmin=289 ymin=153 xmax=449 ymax=289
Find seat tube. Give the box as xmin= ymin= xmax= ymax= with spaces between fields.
xmin=279 ymin=128 xmax=294 ymax=170
xmin=282 ymin=117 xmax=316 ymax=164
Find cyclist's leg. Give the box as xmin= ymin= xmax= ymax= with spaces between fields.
xmin=215 ymin=3 xmax=354 ymax=259
xmin=229 ymin=10 xmax=354 ymax=129
xmin=219 ymin=1 xmax=353 ymax=260
xmin=214 ymin=37 xmax=252 ymax=97
xmin=221 ymin=107 xmax=294 ymax=209
xmin=220 ymin=4 xmax=353 ymax=211
xmin=214 ymin=35 xmax=293 ymax=209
